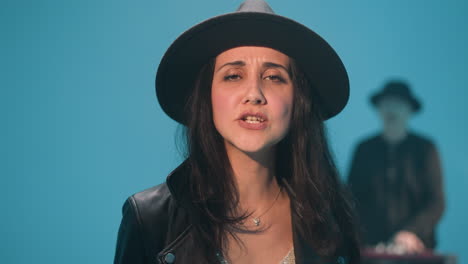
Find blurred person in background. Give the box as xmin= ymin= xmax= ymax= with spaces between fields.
xmin=347 ymin=80 xmax=445 ymax=254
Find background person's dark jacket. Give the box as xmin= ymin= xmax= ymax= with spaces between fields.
xmin=114 ymin=162 xmax=351 ymax=264
xmin=347 ymin=132 xmax=445 ymax=248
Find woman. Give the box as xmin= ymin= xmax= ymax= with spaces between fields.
xmin=114 ymin=0 xmax=360 ymax=263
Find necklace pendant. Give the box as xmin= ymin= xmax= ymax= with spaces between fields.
xmin=253 ymin=218 xmax=260 ymax=226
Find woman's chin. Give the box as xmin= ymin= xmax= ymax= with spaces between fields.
xmin=226 ymin=140 xmax=276 ymax=156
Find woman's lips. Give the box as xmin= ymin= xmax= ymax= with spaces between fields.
xmin=237 ymin=111 xmax=268 ymax=130
xmin=237 ymin=119 xmax=268 ymax=130
xmin=238 ymin=112 xmax=268 ymax=121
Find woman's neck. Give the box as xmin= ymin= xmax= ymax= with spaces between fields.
xmin=224 ymin=142 xmax=280 ymax=209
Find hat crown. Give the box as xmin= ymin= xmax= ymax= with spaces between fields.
xmin=370 ymin=80 xmax=422 ymax=112
xmin=236 ymin=0 xmax=275 ymax=14
xmin=383 ymin=81 xmax=412 ymax=96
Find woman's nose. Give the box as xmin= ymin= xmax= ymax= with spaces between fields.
xmin=242 ymin=78 xmax=267 ymax=105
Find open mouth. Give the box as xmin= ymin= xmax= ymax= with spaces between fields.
xmin=242 ymin=115 xmax=265 ymax=124
xmin=237 ymin=112 xmax=268 ymax=130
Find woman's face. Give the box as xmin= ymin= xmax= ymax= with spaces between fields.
xmin=211 ymin=46 xmax=294 ymax=155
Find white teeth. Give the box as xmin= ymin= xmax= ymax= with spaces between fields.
xmin=246 ymin=119 xmax=260 ymax=124
xmin=243 ymin=115 xmax=265 ymax=123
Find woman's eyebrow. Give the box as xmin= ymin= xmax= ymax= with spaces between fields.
xmin=215 ymin=60 xmax=245 ymax=72
xmin=263 ymin=62 xmax=289 ymax=72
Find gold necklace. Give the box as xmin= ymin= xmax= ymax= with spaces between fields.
xmin=252 ymin=187 xmax=283 ymax=226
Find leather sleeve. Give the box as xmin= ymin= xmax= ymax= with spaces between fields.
xmin=114 ymin=196 xmax=148 ymax=264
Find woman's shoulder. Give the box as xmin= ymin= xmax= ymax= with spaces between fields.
xmin=125 ymin=161 xmax=192 ymax=224
xmin=130 ymin=183 xmax=172 ymax=210
xmin=128 ymin=161 xmax=191 ymax=215
xmin=115 ymin=179 xmax=190 ymax=262
xmin=122 ymin=183 xmax=175 ymax=238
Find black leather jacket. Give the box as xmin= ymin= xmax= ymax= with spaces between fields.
xmin=114 ymin=162 xmax=349 ymax=264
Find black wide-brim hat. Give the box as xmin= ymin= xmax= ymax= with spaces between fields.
xmin=370 ymin=80 xmax=422 ymax=112
xmin=156 ymin=0 xmax=349 ymax=124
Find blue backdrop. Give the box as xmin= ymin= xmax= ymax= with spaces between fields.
xmin=2 ymin=0 xmax=467 ymax=263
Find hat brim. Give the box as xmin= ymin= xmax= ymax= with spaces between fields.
xmin=370 ymin=92 xmax=422 ymax=112
xmin=156 ymin=11 xmax=349 ymax=124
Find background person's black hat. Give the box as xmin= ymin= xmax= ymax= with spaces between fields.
xmin=156 ymin=0 xmax=350 ymax=124
xmin=370 ymin=80 xmax=422 ymax=112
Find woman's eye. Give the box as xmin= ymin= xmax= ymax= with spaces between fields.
xmin=224 ymin=74 xmax=241 ymax=81
xmin=264 ymin=75 xmax=285 ymax=82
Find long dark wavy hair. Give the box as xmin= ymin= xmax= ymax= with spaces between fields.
xmin=181 ymin=56 xmax=360 ymax=263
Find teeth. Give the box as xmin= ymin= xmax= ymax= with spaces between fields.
xmin=246 ymin=119 xmax=260 ymax=124
xmin=244 ymin=115 xmax=265 ymax=123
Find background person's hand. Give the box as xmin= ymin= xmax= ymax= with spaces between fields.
xmin=393 ymin=231 xmax=425 ymax=254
